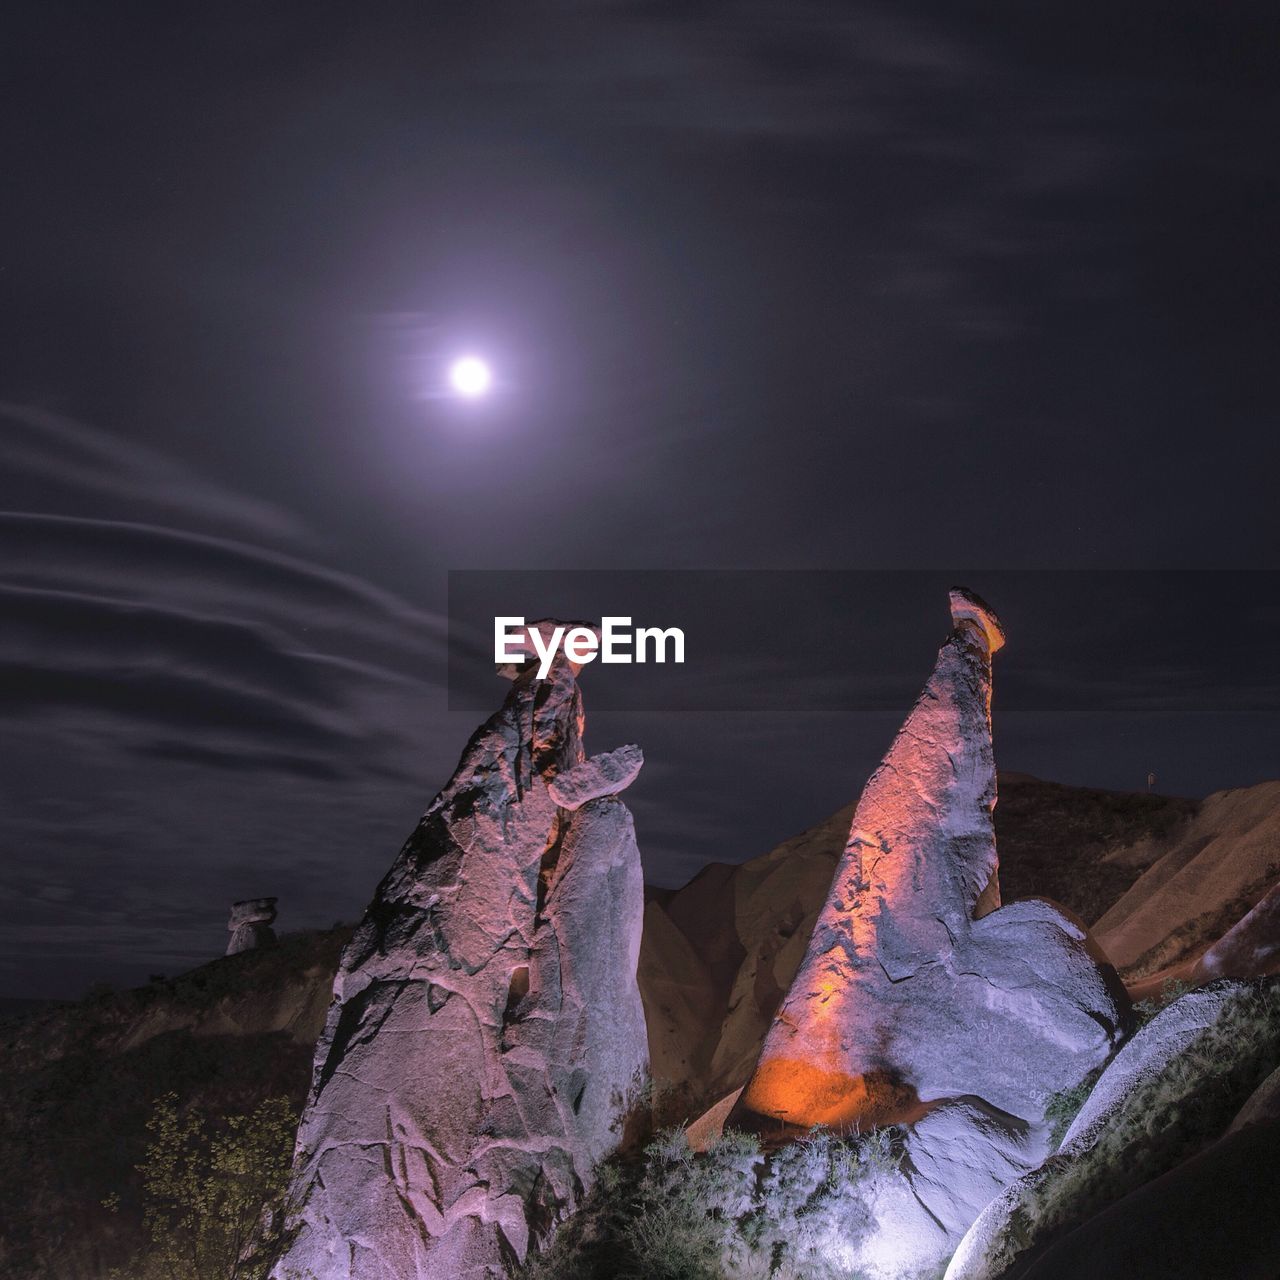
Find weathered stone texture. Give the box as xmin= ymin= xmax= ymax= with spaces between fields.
xmin=272 ymin=649 xmax=648 ymax=1280
xmin=733 ymin=590 xmax=1126 ymax=1136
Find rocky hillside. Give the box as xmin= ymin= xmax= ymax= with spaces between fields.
xmin=992 ymin=773 xmax=1196 ymax=921
xmin=0 ymin=930 xmax=347 ymax=1280
xmin=1095 ymin=780 xmax=1280 ymax=979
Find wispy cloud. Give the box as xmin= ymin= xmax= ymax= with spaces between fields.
xmin=2 ymin=402 xmax=308 ymax=541
xmin=0 ymin=402 xmax=461 ymax=996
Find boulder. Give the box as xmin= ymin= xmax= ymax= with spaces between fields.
xmin=945 ymin=980 xmax=1280 ymax=1280
xmin=225 ymin=897 xmax=278 ymax=955
xmin=731 ymin=589 xmax=1126 ymax=1135
xmin=271 ymin=640 xmax=648 ymax=1280
xmin=902 ymin=1101 xmax=1050 ymax=1246
xmin=682 ymin=1094 xmax=1048 ymax=1280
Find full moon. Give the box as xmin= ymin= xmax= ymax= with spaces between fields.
xmin=449 ymin=355 xmax=493 ymax=399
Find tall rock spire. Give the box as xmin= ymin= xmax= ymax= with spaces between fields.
xmin=273 ymin=624 xmax=648 ymax=1280
xmin=732 ymin=589 xmax=1125 ymax=1134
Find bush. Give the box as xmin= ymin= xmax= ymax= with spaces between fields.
xmin=1133 ymin=978 xmax=1193 ymax=1027
xmin=1043 ymin=1068 xmax=1103 ymax=1149
xmin=625 ymin=1128 xmax=760 ymax=1279
xmin=516 ymin=1123 xmax=903 ymax=1280
xmin=105 ymin=1092 xmax=299 ymax=1280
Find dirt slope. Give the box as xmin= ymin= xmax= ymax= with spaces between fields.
xmin=1095 ymin=781 xmax=1280 ymax=979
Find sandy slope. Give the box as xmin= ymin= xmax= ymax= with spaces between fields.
xmin=1095 ymin=781 xmax=1280 ymax=978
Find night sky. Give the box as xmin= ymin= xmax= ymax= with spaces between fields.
xmin=2 ymin=3 xmax=1278 ymax=999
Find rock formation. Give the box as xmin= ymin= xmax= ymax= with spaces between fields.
xmin=642 ymin=773 xmax=1189 ymax=1114
xmin=731 ymin=589 xmax=1127 ymax=1133
xmin=547 ymin=742 xmax=643 ymax=810
xmin=272 ymin=623 xmax=648 ymax=1280
xmin=226 ymin=897 xmax=278 ymax=955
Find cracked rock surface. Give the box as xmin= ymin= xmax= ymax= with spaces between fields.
xmin=272 ymin=649 xmax=648 ymax=1280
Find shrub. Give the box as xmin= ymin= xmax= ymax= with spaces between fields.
xmin=105 ymin=1092 xmax=299 ymax=1280
xmin=1043 ymin=1068 xmax=1103 ymax=1148
xmin=516 ymin=1123 xmax=903 ymax=1280
xmin=1133 ymin=978 xmax=1194 ymax=1026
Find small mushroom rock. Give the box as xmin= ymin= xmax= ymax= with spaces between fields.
xmin=225 ymin=897 xmax=278 ymax=956
xmin=271 ymin=628 xmax=649 ymax=1280
xmin=731 ymin=589 xmax=1127 ymax=1135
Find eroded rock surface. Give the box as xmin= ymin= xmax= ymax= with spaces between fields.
xmin=548 ymin=743 xmax=643 ymax=810
xmin=732 ymin=589 xmax=1126 ymax=1135
xmin=226 ymin=897 xmax=278 ymax=956
xmin=272 ymin=645 xmax=648 ymax=1280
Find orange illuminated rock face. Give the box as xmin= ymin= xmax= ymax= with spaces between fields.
xmin=733 ymin=589 xmax=1126 ymax=1135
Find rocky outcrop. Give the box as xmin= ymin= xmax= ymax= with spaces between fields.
xmin=660 ymin=591 xmax=1133 ymax=1280
xmin=731 ymin=589 xmax=1126 ymax=1136
xmin=1058 ymin=984 xmax=1245 ymax=1151
xmin=272 ymin=635 xmax=648 ymax=1280
xmin=226 ymin=897 xmax=278 ymax=955
xmin=992 ymin=774 xmax=1195 ymax=925
xmin=548 ymin=743 xmax=643 ymax=810
xmin=641 ymin=773 xmax=1195 ymax=1116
